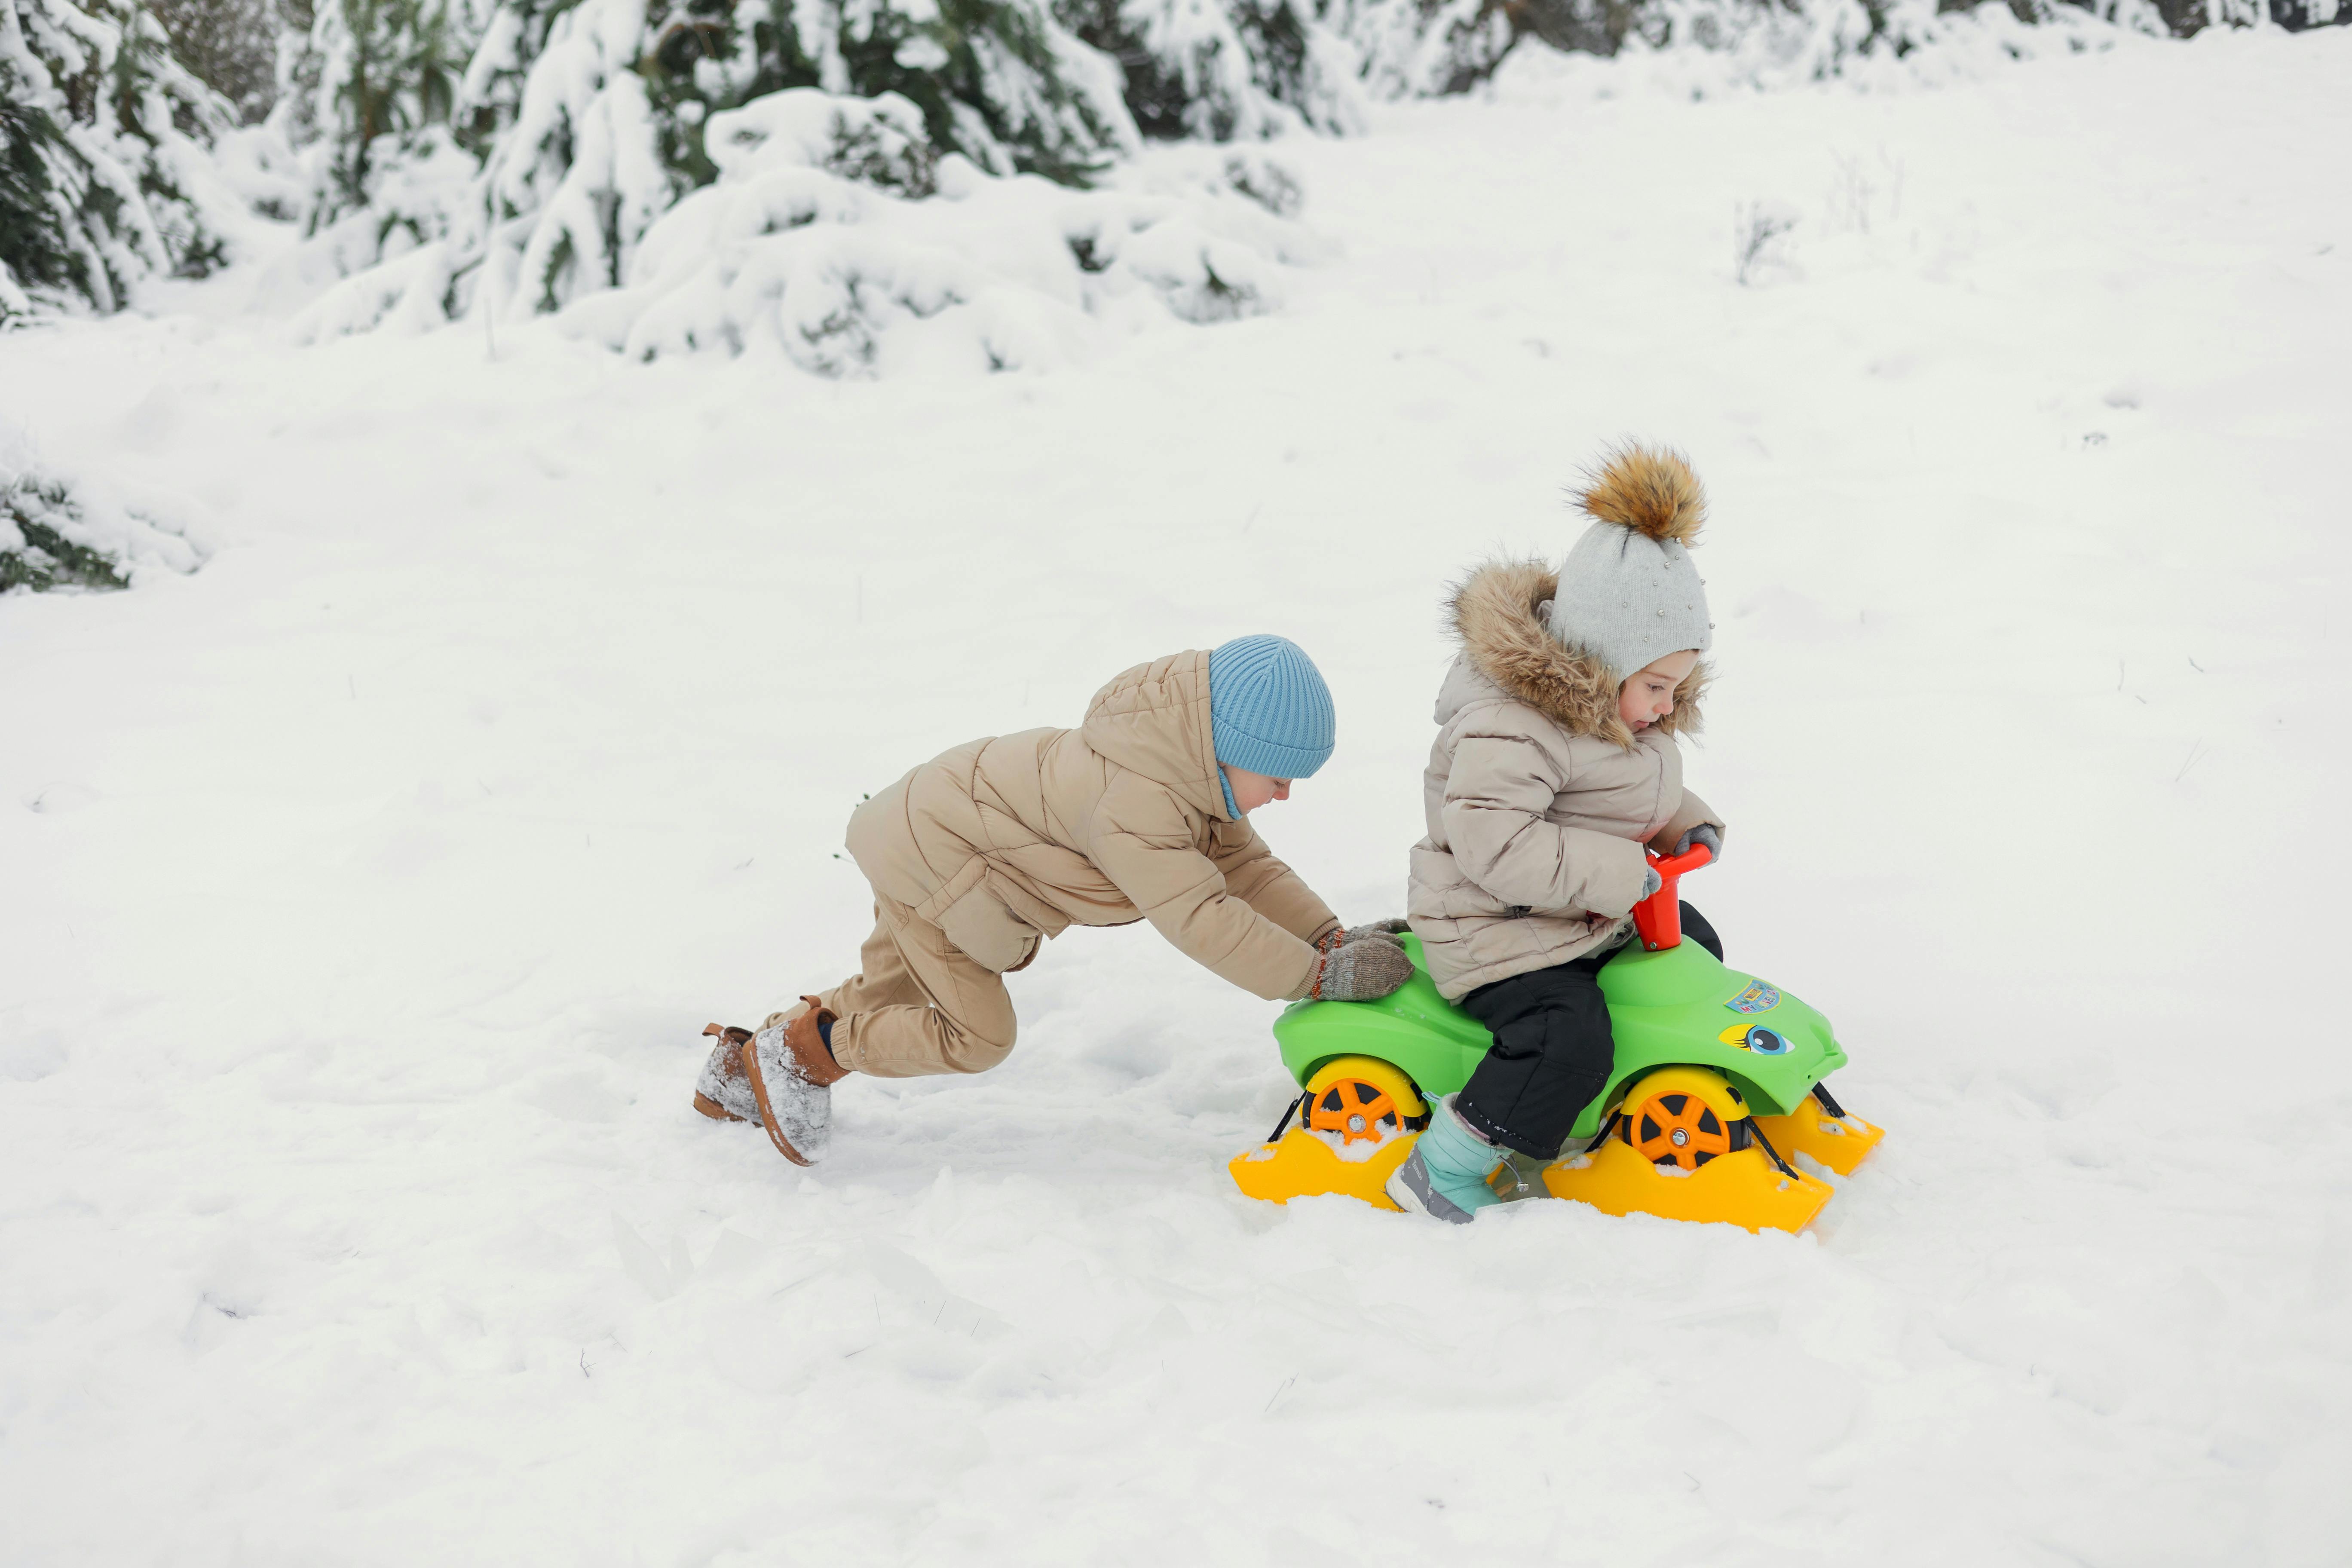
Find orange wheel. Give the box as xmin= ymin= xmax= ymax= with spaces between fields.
xmin=1627 ymin=1089 xmax=1734 ymax=1171
xmin=1306 ymin=1078 xmax=1402 ymax=1146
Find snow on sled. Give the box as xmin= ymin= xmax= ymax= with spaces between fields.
xmin=1229 ymin=846 xmax=1883 ymax=1234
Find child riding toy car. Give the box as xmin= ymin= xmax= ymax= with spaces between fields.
xmin=1228 ymin=845 xmax=1883 ymax=1233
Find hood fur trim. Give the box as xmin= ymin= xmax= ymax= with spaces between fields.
xmin=1449 ymin=559 xmax=1706 ymax=747
xmin=1576 ymin=444 xmax=1706 ymax=545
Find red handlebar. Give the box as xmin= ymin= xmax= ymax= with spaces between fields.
xmin=1631 ymin=843 xmax=1713 ymax=951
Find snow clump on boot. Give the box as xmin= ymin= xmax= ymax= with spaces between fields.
xmin=692 ymin=1030 xmax=760 ymax=1124
xmin=746 ymin=1023 xmax=832 ymax=1164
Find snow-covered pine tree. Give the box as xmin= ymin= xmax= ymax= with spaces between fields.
xmin=1332 ymin=0 xmax=1507 ymax=97
xmin=2266 ymin=0 xmax=2348 ymax=25
xmin=1059 ymin=0 xmax=1366 ymax=139
xmin=287 ymin=0 xmax=1147 ymax=325
xmin=0 ymin=0 xmax=236 ymax=318
xmin=298 ymin=0 xmax=472 ymax=222
xmin=150 ymin=0 xmax=279 ymax=119
xmin=281 ymin=0 xmax=1385 ymax=334
xmin=1341 ymin=0 xmax=2176 ymax=98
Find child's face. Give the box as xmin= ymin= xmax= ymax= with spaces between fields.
xmin=1224 ymin=765 xmax=1292 ymax=814
xmin=1618 ymin=650 xmax=1700 ymax=732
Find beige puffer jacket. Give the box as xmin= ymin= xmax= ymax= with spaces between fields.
xmin=1407 ymin=561 xmax=1725 ymax=1000
xmin=845 ymin=651 xmax=1341 ymax=1000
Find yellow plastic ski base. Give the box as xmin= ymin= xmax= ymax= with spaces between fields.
xmin=1229 ymin=1063 xmax=1869 ymax=1234
xmin=1229 ymin=1128 xmax=1417 ymax=1210
xmin=1752 ymin=1092 xmax=1885 ymax=1176
xmin=1535 ymin=1064 xmax=1834 ymax=1233
xmin=1541 ymin=1138 xmax=1832 ymax=1233
xmin=1228 ymin=1056 xmax=1427 ymax=1209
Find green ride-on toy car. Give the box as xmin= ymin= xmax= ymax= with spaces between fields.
xmin=1228 ymin=845 xmax=1883 ymax=1231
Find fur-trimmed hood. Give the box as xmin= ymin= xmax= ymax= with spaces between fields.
xmin=1446 ymin=558 xmax=1706 ymax=747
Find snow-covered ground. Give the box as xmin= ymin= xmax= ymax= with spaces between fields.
xmin=5 ymin=27 xmax=2349 ymax=1565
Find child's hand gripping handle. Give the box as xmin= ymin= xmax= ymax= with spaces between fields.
xmin=1632 ymin=843 xmax=1714 ymax=952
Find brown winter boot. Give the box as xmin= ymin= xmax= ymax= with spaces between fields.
xmin=692 ymin=1023 xmax=759 ymax=1123
xmin=738 ymin=996 xmax=848 ymax=1166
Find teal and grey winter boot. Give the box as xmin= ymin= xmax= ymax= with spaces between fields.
xmin=1384 ymin=1095 xmax=1505 ymax=1224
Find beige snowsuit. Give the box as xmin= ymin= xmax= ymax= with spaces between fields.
xmin=811 ymin=651 xmax=1343 ymax=1077
xmin=1407 ymin=561 xmax=1725 ymax=1000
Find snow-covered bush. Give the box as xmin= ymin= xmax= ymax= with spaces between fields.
xmin=257 ymin=0 xmax=1412 ymax=347
xmin=0 ymin=0 xmax=242 ymax=318
xmin=1 ymin=478 xmax=131 ymax=592
xmin=297 ymin=89 xmax=1319 ymax=373
xmin=0 ymin=423 xmax=205 ymax=593
xmin=1339 ymin=0 xmax=2178 ymax=98
xmin=1329 ymin=0 xmax=1504 ymax=97
xmin=2270 ymin=0 xmax=2349 ymax=22
xmin=1060 ymin=0 xmax=1367 ymax=138
xmin=270 ymin=0 xmax=1150 ymax=328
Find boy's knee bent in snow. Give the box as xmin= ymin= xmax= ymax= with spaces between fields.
xmin=818 ymin=896 xmax=1020 ymax=1078
xmin=832 ymin=1008 xmax=1016 ymax=1077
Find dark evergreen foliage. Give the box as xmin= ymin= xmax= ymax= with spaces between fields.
xmin=0 ymin=0 xmax=234 ymax=317
xmin=150 ymin=0 xmax=279 ymax=119
xmin=1 ymin=481 xmax=131 ymax=593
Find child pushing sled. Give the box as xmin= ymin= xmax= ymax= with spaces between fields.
xmin=695 ymin=636 xmax=1415 ymax=1164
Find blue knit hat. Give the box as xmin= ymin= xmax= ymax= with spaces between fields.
xmin=1208 ymin=635 xmax=1335 ymax=815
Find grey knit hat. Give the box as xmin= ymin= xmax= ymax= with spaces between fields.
xmin=1544 ymin=444 xmax=1712 ymax=682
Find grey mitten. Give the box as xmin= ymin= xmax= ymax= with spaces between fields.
xmin=1674 ymin=824 xmax=1722 ymax=864
xmin=1323 ymin=917 xmax=1409 ymax=953
xmin=1314 ymin=937 xmax=1415 ymax=1001
xmin=1638 ymin=866 xmax=1663 ymax=902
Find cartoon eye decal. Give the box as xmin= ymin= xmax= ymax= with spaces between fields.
xmin=1743 ymin=1026 xmax=1792 ymax=1056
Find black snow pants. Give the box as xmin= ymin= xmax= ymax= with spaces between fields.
xmin=1453 ymin=903 xmax=1723 ymax=1161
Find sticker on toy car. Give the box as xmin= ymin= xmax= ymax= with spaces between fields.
xmin=1719 ymin=1020 xmax=1793 ymax=1055
xmin=1726 ymin=980 xmax=1781 ymax=1014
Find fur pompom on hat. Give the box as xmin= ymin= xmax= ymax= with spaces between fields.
xmin=1544 ymin=444 xmax=1713 ymax=683
xmin=1578 ymin=444 xmax=1707 ymax=543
